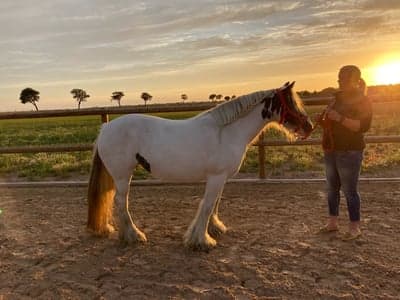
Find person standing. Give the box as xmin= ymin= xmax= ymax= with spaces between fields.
xmin=317 ymin=65 xmax=373 ymax=240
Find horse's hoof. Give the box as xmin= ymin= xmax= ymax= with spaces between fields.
xmin=87 ymin=224 xmax=114 ymax=237
xmin=208 ymin=226 xmax=224 ymax=238
xmin=119 ymin=229 xmax=147 ymax=246
xmin=105 ymin=224 xmax=116 ymax=234
xmin=135 ymin=230 xmax=148 ymax=243
xmin=208 ymin=220 xmax=227 ymax=238
xmin=184 ymin=234 xmax=217 ymax=252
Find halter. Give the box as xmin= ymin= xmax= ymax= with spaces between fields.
xmin=275 ymin=89 xmax=311 ymax=139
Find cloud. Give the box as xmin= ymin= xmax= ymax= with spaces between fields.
xmin=0 ymin=0 xmax=399 ymax=110
xmin=362 ymin=0 xmax=400 ymax=10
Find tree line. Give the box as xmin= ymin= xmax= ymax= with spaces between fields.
xmin=18 ymin=88 xmax=156 ymax=111
xmin=19 ymin=83 xmax=400 ymax=111
xmin=18 ymin=88 xmax=236 ymax=111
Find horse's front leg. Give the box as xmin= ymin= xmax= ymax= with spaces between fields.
xmin=114 ymin=179 xmax=147 ymax=246
xmin=184 ymin=174 xmax=226 ymax=251
xmin=208 ymin=195 xmax=227 ymax=238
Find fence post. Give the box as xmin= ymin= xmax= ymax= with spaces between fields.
xmin=258 ymin=131 xmax=266 ymax=179
xmin=101 ymin=113 xmax=109 ymax=123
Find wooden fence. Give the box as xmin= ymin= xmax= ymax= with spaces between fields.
xmin=1 ymin=97 xmax=399 ymax=179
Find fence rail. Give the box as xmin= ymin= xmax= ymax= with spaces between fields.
xmin=1 ymin=98 xmax=399 ymax=179
xmin=1 ymin=135 xmax=400 ymax=155
xmin=0 ymin=102 xmax=218 ymax=120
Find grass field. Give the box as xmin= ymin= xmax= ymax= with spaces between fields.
xmin=0 ymin=102 xmax=399 ymax=180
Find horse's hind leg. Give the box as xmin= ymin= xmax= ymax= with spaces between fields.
xmin=114 ymin=178 xmax=147 ymax=245
xmin=184 ymin=174 xmax=226 ymax=251
xmin=208 ymin=194 xmax=227 ymax=238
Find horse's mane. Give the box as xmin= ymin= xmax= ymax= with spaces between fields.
xmin=291 ymin=89 xmax=305 ymax=112
xmin=203 ymin=90 xmax=274 ymax=127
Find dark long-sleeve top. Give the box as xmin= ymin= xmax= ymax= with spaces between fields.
xmin=322 ymin=90 xmax=373 ymax=151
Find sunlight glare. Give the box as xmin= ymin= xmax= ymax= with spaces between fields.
xmin=373 ymin=61 xmax=400 ymax=85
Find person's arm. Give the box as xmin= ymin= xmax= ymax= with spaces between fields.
xmin=327 ymin=109 xmax=361 ymax=132
xmin=326 ymin=99 xmax=372 ymax=133
xmin=340 ymin=116 xmax=361 ymax=132
xmin=326 ymin=109 xmax=361 ymax=132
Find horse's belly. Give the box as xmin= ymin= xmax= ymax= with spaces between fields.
xmin=151 ymin=163 xmax=207 ymax=181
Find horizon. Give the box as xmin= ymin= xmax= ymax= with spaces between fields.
xmin=1 ymin=1 xmax=399 ymax=111
xmin=7 ymin=81 xmax=400 ymax=113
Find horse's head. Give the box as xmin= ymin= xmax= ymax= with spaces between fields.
xmin=264 ymin=82 xmax=313 ymax=139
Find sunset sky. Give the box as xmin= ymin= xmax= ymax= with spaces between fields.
xmin=1 ymin=1 xmax=399 ymax=111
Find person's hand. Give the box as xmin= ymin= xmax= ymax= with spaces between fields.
xmin=313 ymin=113 xmax=324 ymax=124
xmin=326 ymin=109 xmax=342 ymax=122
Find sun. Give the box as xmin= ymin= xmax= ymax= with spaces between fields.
xmin=372 ymin=60 xmax=400 ymax=85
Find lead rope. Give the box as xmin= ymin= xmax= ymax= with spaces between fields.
xmin=314 ymin=104 xmax=335 ymax=152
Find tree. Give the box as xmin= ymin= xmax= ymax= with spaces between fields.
xmin=19 ymin=87 xmax=39 ymax=111
xmin=71 ymin=89 xmax=90 ymax=109
xmin=209 ymin=94 xmax=216 ymax=101
xmin=181 ymin=94 xmax=188 ymax=102
xmin=224 ymin=96 xmax=231 ymax=101
xmin=319 ymin=87 xmax=337 ymax=97
xmin=111 ymin=91 xmax=125 ymax=107
xmin=141 ymin=92 xmax=152 ymax=106
xmin=216 ymin=94 xmax=223 ymax=101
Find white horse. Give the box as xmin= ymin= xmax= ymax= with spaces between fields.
xmin=87 ymin=82 xmax=313 ymax=250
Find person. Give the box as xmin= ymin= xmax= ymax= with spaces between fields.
xmin=316 ymin=65 xmax=373 ymax=240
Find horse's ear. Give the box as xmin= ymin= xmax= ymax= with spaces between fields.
xmin=288 ymin=81 xmax=296 ymax=89
xmin=279 ymin=82 xmax=290 ymax=91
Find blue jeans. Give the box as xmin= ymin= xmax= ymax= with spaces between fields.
xmin=324 ymin=151 xmax=363 ymax=222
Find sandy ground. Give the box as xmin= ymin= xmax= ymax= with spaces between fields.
xmin=0 ymin=182 xmax=399 ymax=299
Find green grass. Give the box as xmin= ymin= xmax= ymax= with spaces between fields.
xmin=0 ymin=103 xmax=399 ymax=180
xmin=0 ymin=116 xmax=100 ymax=146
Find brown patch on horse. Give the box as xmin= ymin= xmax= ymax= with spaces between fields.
xmin=261 ymin=94 xmax=281 ymax=119
xmin=136 ymin=153 xmax=151 ymax=172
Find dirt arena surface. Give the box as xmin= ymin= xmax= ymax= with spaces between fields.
xmin=0 ymin=182 xmax=399 ymax=299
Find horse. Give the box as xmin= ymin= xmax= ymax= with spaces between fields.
xmin=87 ymin=82 xmax=313 ymax=250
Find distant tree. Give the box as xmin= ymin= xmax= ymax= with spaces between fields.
xmin=111 ymin=91 xmax=125 ymax=107
xmin=181 ymin=94 xmax=188 ymax=102
xmin=216 ymin=94 xmax=223 ymax=101
xmin=318 ymin=87 xmax=337 ymax=97
xmin=141 ymin=92 xmax=152 ymax=106
xmin=297 ymin=90 xmax=312 ymax=97
xmin=19 ymin=87 xmax=39 ymax=111
xmin=224 ymin=96 xmax=231 ymax=101
xmin=209 ymin=94 xmax=216 ymax=101
xmin=71 ymin=88 xmax=90 ymax=110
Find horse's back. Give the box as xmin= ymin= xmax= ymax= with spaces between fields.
xmin=99 ymin=114 xmax=203 ymax=142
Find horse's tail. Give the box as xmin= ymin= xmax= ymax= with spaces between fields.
xmin=87 ymin=142 xmax=115 ymax=235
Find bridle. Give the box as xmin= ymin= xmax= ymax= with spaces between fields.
xmin=275 ymin=89 xmax=311 ymax=139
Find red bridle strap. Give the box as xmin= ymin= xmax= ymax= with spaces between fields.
xmin=276 ymin=89 xmax=309 ymax=136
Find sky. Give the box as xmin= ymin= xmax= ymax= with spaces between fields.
xmin=1 ymin=0 xmax=400 ymax=111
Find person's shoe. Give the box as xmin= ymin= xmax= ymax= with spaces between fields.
xmin=316 ymin=224 xmax=339 ymax=234
xmin=341 ymin=230 xmax=362 ymax=241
